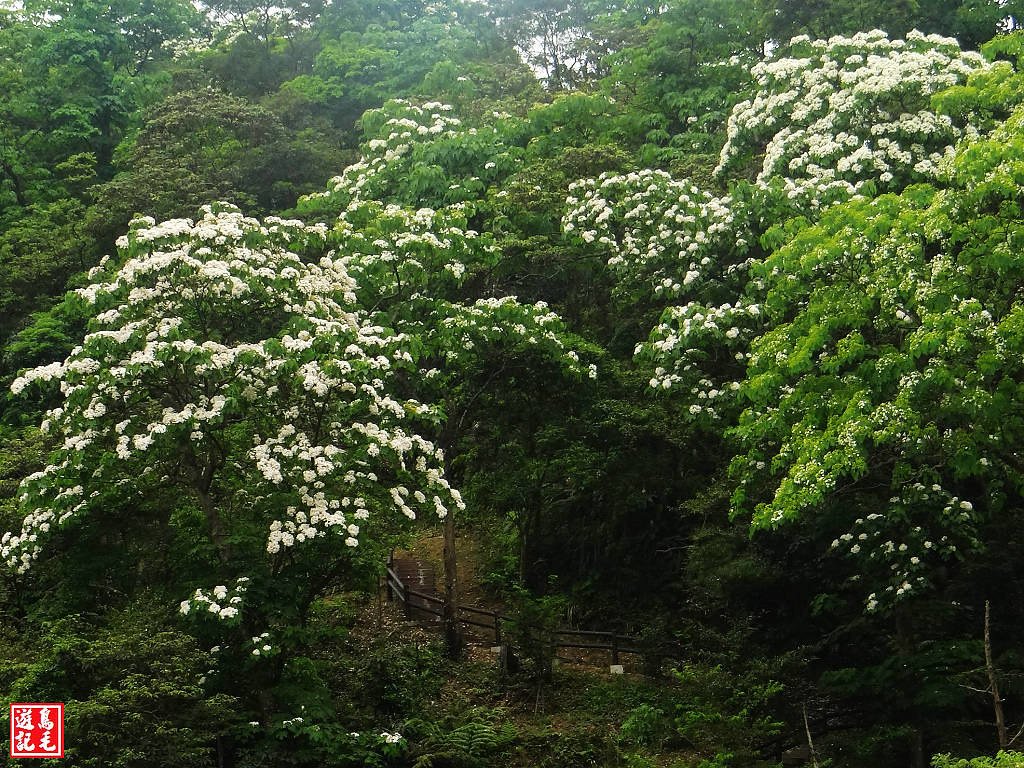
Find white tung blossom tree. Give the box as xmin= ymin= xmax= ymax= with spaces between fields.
xmin=302 ymin=99 xmax=594 ymax=655
xmin=5 ymin=100 xmax=594 ymax=654
xmin=563 ymin=30 xmax=989 ymax=426
xmin=4 ymin=203 xmax=464 ymax=628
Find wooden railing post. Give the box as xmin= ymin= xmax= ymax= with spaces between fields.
xmin=385 ymin=551 xmax=394 ymax=602
xmin=382 ymin=556 xmax=646 ymax=670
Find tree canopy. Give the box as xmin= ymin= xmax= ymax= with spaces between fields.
xmin=6 ymin=2 xmax=1024 ymax=766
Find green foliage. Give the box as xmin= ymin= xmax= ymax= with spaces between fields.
xmin=516 ymin=726 xmax=620 ymax=768
xmin=600 ymin=0 xmax=759 ymax=171
xmin=235 ymin=720 xmax=408 ymax=768
xmin=618 ymin=703 xmax=671 ymax=748
xmin=405 ymin=708 xmax=517 ymax=767
xmin=88 ymin=87 xmax=343 ymax=240
xmin=0 ymin=199 xmax=100 ymax=343
xmin=202 ymin=0 xmax=529 ymax=139
xmin=348 ymin=633 xmax=445 ymax=717
xmin=758 ymin=0 xmax=1024 ymax=48
xmin=669 ymin=663 xmax=784 ymax=765
xmin=933 ymin=753 xmax=1024 ymax=768
xmin=3 ymin=297 xmax=90 ymax=383
xmin=7 ymin=0 xmax=1024 ymax=764
xmin=0 ymin=0 xmax=199 ymax=207
xmin=0 ymin=608 xmax=238 ymax=768
xmin=733 ymin=94 xmax=1024 ymax=612
xmin=235 ymin=722 xmax=408 ymax=768
xmin=501 ymin=585 xmax=567 ymax=682
xmin=488 ymin=0 xmax=610 ymax=90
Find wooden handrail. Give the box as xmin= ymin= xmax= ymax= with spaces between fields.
xmin=459 ymin=604 xmax=498 ymax=618
xmin=406 ymin=587 xmax=444 ymax=604
xmin=385 ymin=560 xmax=642 ymax=662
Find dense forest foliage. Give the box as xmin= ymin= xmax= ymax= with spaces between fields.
xmin=5 ymin=0 xmax=1024 ymax=765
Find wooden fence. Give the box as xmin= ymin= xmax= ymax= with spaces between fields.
xmin=385 ymin=557 xmax=642 ymax=666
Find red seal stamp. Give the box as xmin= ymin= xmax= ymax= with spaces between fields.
xmin=9 ymin=703 xmax=64 ymax=759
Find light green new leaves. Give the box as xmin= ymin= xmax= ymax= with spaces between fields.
xmin=732 ymin=101 xmax=1024 ymax=609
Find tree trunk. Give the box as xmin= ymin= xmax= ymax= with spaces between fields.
xmin=803 ymin=702 xmax=820 ymax=768
xmin=1 ymin=157 xmax=27 ymax=207
xmin=985 ymin=600 xmax=1008 ymax=748
xmin=911 ymin=728 xmax=924 ymax=768
xmin=195 ymin=486 xmax=231 ymax=564
xmin=895 ymin=614 xmax=926 ymax=768
xmin=442 ymin=511 xmax=463 ymax=659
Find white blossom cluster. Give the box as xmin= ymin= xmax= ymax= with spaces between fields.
xmin=346 ymin=730 xmax=404 ymax=745
xmin=250 ymin=631 xmax=273 ymax=656
xmin=562 ymin=31 xmax=987 ymax=419
xmin=726 ymin=102 xmax=1024 ymax=616
xmin=179 ymin=577 xmax=250 ymax=620
xmin=829 ymin=484 xmax=981 ymax=611
xmin=718 ymin=30 xmax=988 ymax=205
xmin=259 ymin=418 xmax=464 ymax=554
xmin=563 ymin=169 xmax=757 ymax=411
xmin=335 ymin=201 xmax=498 ymax=301
xmin=564 ymin=170 xmax=747 ymax=298
xmin=4 ymin=203 xmax=462 ymax=578
xmin=325 ymin=101 xmax=460 ymax=199
xmin=307 ymin=102 xmax=592 ymax=388
xmin=430 ymin=296 xmax=591 ymax=378
xmin=302 ymin=99 xmax=516 ymax=209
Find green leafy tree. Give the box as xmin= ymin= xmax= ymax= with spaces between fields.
xmin=87 ymin=86 xmax=345 ymax=246
xmin=0 ymin=0 xmax=200 ymax=342
xmin=489 ymin=0 xmax=612 ymax=89
xmin=4 ymin=205 xmax=466 ymax=736
xmin=599 ymin=0 xmax=764 ymax=174
xmin=759 ymin=0 xmax=1024 ymax=48
xmin=732 ymin=99 xmax=1024 ymax=611
xmin=564 ymin=30 xmax=989 ymax=432
xmin=8 ymin=0 xmax=200 ymax=183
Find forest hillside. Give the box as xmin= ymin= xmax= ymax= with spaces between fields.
xmin=4 ymin=1 xmax=1024 ymax=766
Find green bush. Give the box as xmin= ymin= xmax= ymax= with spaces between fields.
xmin=347 ymin=632 xmax=445 ymax=717
xmin=501 ymin=586 xmax=566 ymax=683
xmin=670 ymin=663 xmax=783 ymax=767
xmin=404 ymin=707 xmax=517 ymax=768
xmin=933 ymin=752 xmax=1024 ymax=768
xmin=0 ymin=610 xmax=238 ymax=768
xmin=619 ymin=703 xmax=671 ymax=748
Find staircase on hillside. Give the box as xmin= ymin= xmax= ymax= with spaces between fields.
xmin=387 ymin=554 xmax=440 ymax=619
